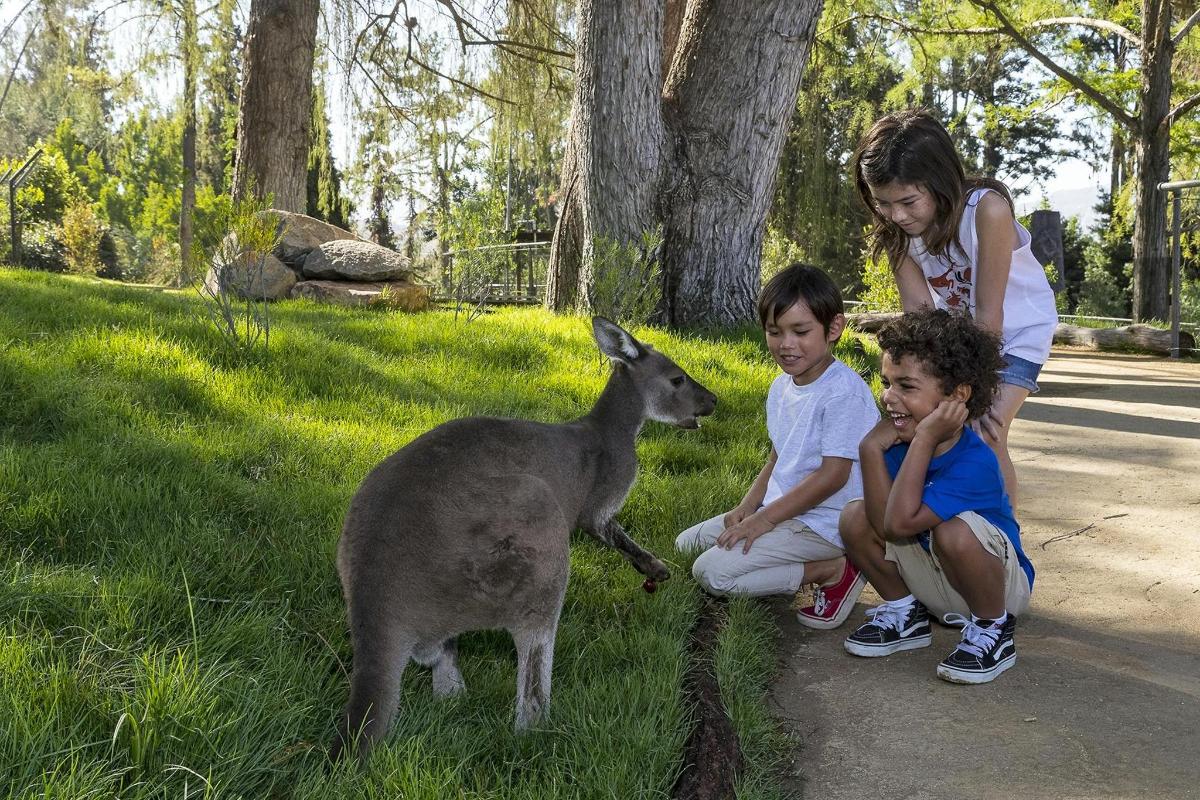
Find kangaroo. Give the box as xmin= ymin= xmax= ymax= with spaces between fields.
xmin=330 ymin=317 xmax=717 ymax=761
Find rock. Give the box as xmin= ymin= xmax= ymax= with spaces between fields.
xmin=204 ymin=242 xmax=298 ymax=301
xmin=301 ymin=239 xmax=414 ymax=282
xmin=290 ymin=279 xmax=431 ymax=311
xmin=258 ymin=209 xmax=359 ymax=266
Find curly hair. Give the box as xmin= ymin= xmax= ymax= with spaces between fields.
xmin=877 ymin=309 xmax=1004 ymax=420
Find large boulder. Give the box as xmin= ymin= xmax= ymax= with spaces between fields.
xmin=301 ymin=239 xmax=413 ymax=282
xmin=290 ymin=279 xmax=431 ymax=311
xmin=259 ymin=209 xmax=359 ymax=266
xmin=204 ymin=240 xmax=298 ymax=301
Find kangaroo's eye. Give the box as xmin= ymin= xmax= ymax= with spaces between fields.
xmin=670 ymin=376 xmax=686 ymax=387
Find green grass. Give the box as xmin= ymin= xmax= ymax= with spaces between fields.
xmin=0 ymin=267 xmax=872 ymax=798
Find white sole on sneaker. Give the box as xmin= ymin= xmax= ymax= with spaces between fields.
xmin=937 ymin=654 xmax=1016 ymax=684
xmin=796 ymin=574 xmax=868 ymax=630
xmin=843 ymin=632 xmax=932 ymax=657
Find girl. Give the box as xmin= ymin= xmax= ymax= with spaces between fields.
xmin=851 ymin=108 xmax=1057 ymax=508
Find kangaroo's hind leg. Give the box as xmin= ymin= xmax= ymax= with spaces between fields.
xmin=330 ymin=621 xmax=416 ymax=762
xmin=415 ymin=637 xmax=466 ymax=697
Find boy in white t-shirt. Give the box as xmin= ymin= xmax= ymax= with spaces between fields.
xmin=675 ymin=264 xmax=881 ymax=629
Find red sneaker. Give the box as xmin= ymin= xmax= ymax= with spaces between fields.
xmin=797 ymin=561 xmax=867 ymax=629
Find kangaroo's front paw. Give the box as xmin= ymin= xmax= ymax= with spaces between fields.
xmin=642 ymin=557 xmax=670 ymax=583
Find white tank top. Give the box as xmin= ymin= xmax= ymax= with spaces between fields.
xmin=907 ymin=188 xmax=1057 ymax=364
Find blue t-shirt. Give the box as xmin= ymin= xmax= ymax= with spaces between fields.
xmin=883 ymin=427 xmax=1035 ymax=588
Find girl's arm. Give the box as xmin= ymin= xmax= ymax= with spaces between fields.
xmin=973 ymin=191 xmax=1018 ymax=337
xmin=894 ymin=255 xmax=934 ymax=312
xmin=716 ymin=456 xmax=852 ymax=553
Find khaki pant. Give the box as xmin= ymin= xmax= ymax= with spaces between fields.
xmin=675 ymin=513 xmax=845 ymax=597
xmin=884 ymin=510 xmax=1032 ymax=622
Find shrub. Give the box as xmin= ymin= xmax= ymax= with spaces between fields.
xmin=17 ymin=223 xmax=68 ymax=272
xmin=61 ymin=201 xmax=106 ymax=276
xmin=857 ymin=243 xmax=901 ymax=312
xmin=586 ymin=228 xmax=663 ymax=326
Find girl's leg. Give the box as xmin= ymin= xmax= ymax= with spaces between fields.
xmin=974 ymin=383 xmax=1030 ymax=509
xmin=839 ymin=500 xmax=909 ymax=601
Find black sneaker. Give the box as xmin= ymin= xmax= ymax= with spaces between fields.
xmin=843 ymin=600 xmax=933 ymax=657
xmin=936 ymin=614 xmax=1016 ymax=684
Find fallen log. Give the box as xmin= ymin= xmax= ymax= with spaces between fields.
xmin=1052 ymin=322 xmax=1194 ymax=356
xmin=846 ymin=313 xmax=1194 ymax=357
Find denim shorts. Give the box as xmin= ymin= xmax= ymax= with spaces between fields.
xmin=1000 ymin=353 xmax=1043 ymax=393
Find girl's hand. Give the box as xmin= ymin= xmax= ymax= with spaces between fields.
xmin=862 ymin=416 xmax=902 ymax=453
xmin=916 ymin=399 xmax=968 ymax=445
xmin=969 ymin=405 xmax=1005 ymax=446
xmin=717 ymin=511 xmax=775 ymax=554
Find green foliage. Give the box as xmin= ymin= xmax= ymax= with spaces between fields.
xmin=857 ymin=243 xmax=902 ymax=312
xmin=586 ymin=229 xmax=664 ymax=327
xmin=60 ymin=201 xmax=106 ymax=276
xmin=1042 ymin=263 xmax=1069 ymax=314
xmin=307 ymin=83 xmax=354 ymax=230
xmin=191 ymin=192 xmax=282 ymax=356
xmin=16 ymin=223 xmax=68 ymax=273
xmin=760 ymin=226 xmax=808 ymax=284
xmin=0 ymin=271 xmax=795 ymax=798
xmin=0 ymin=146 xmax=88 ymax=226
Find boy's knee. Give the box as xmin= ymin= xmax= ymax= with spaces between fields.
xmin=691 ymin=550 xmax=734 ymax=596
xmin=930 ymin=518 xmax=979 ymax=561
xmin=839 ymin=501 xmax=872 ymax=545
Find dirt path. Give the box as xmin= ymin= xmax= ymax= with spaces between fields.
xmin=768 ymin=348 xmax=1200 ymax=800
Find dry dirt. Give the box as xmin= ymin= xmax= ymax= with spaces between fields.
xmin=768 ymin=348 xmax=1200 ymax=800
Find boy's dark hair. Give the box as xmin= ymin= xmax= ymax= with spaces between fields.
xmin=877 ymin=309 xmax=1004 ymax=420
xmin=757 ymin=263 xmax=844 ymax=332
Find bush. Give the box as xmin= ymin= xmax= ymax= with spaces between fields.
xmin=857 ymin=244 xmax=901 ymax=312
xmin=17 ymin=223 xmax=68 ymax=272
xmin=1075 ymin=259 xmax=1129 ymax=319
xmin=761 ymin=226 xmax=807 ymax=283
xmin=586 ymin=228 xmax=663 ymax=326
xmin=61 ymin=201 xmax=106 ymax=276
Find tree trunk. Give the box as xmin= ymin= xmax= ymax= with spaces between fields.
xmin=231 ymin=0 xmax=319 ymax=211
xmin=179 ymin=0 xmax=197 ymax=283
xmin=547 ymin=0 xmax=825 ymax=327
xmin=545 ymin=0 xmax=667 ymax=313
xmin=659 ymin=0 xmax=824 ymax=326
xmin=1131 ymin=0 xmax=1172 ymax=323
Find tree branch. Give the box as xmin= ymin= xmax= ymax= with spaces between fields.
xmin=1026 ymin=17 xmax=1141 ymax=48
xmin=1165 ymin=92 xmax=1200 ymax=130
xmin=972 ymin=0 xmax=1137 ymax=132
xmin=1174 ymin=7 xmax=1200 ymax=47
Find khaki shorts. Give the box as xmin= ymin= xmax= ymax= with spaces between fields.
xmin=884 ymin=510 xmax=1031 ymax=622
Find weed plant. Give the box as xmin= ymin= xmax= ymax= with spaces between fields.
xmin=0 ymin=267 xmax=872 ymax=798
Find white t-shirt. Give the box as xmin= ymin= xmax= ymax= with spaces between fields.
xmin=762 ymin=358 xmax=881 ymax=548
xmin=907 ymin=187 xmax=1057 ymax=365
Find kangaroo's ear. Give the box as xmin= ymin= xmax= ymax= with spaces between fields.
xmin=592 ymin=317 xmax=644 ymax=363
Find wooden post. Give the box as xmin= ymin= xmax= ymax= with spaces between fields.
xmin=1030 ymin=210 xmax=1064 ymax=292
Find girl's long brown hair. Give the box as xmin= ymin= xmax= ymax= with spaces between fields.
xmin=851 ymin=109 xmax=1014 ymax=272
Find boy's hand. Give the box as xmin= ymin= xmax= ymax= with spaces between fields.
xmin=862 ymin=416 xmax=902 ymax=453
xmin=722 ymin=503 xmax=756 ymax=529
xmin=915 ymin=399 xmax=968 ymax=444
xmin=716 ymin=512 xmax=775 ymax=554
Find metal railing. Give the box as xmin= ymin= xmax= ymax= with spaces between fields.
xmin=436 ymin=240 xmax=550 ymax=306
xmin=1159 ymin=179 xmax=1200 ymax=358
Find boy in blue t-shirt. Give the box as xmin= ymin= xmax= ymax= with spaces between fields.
xmin=839 ymin=309 xmax=1034 ymax=684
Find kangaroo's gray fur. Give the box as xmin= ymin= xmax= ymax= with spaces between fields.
xmin=330 ymin=317 xmax=717 ymax=761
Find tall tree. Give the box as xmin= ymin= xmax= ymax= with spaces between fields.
xmin=231 ymin=0 xmax=320 ymax=211
xmin=179 ymin=0 xmax=197 ymax=280
xmin=965 ymin=0 xmax=1200 ymax=321
xmin=197 ymin=0 xmax=240 ymax=193
xmin=307 ymin=81 xmax=354 ymax=230
xmin=548 ymin=0 xmax=826 ymax=327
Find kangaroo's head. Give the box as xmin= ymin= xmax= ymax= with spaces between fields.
xmin=592 ymin=317 xmax=718 ymax=429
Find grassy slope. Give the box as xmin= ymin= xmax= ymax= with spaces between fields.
xmin=0 ymin=267 xmax=875 ymax=799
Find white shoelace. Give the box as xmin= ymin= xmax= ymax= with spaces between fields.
xmin=812 ymin=587 xmax=830 ymax=614
xmin=943 ymin=613 xmax=1001 ymax=657
xmin=864 ymin=603 xmax=909 ymax=631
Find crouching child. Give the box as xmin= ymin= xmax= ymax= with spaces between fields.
xmin=840 ymin=309 xmax=1035 ymax=684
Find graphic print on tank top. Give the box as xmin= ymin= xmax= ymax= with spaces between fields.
xmin=927 ymin=258 xmax=973 ymax=311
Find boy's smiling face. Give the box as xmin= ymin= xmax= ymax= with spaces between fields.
xmin=765 ymin=301 xmax=842 ymax=385
xmin=880 ymin=352 xmax=955 ymax=442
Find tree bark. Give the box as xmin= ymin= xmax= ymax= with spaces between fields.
xmin=1131 ymin=0 xmax=1172 ymax=323
xmin=231 ymin=0 xmax=320 ymax=211
xmin=179 ymin=0 xmax=197 ymax=283
xmin=547 ymin=0 xmax=824 ymax=327
xmin=545 ymin=0 xmax=667 ymax=313
xmin=659 ymin=0 xmax=823 ymax=326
